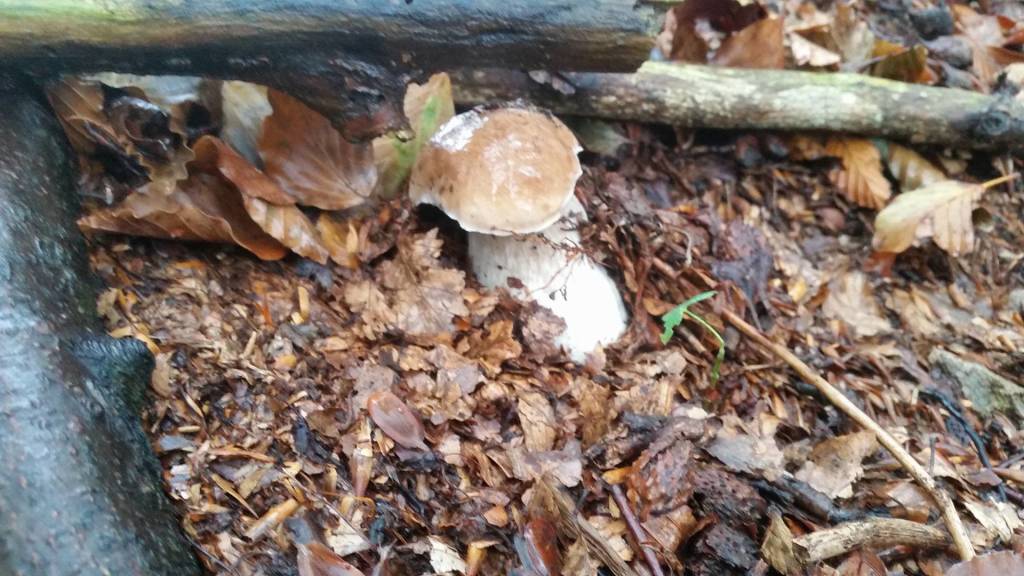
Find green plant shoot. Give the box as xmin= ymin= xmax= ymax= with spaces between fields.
xmin=660 ymin=290 xmax=725 ymax=383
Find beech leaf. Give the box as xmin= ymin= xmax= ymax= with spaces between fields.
xmin=242 ymin=196 xmax=330 ymax=264
xmin=712 ymin=16 xmax=785 ymax=69
xmin=367 ymin=390 xmax=428 ymax=451
xmin=883 ymin=143 xmax=946 ymax=191
xmin=873 ymin=179 xmax=989 ymax=256
xmin=260 ymin=89 xmax=377 ymax=210
xmin=826 ymin=137 xmax=892 ymax=209
xmin=297 ymin=542 xmax=366 ymax=576
xmin=79 ymin=170 xmax=288 ymax=261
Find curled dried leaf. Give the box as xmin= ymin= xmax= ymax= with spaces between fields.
xmin=193 ymin=135 xmax=295 ymax=205
xmin=242 ymin=196 xmax=330 ymax=264
xmin=873 ymin=179 xmax=986 ymax=256
xmin=260 ymin=90 xmax=377 ymax=210
xmin=826 ymin=137 xmax=892 ymax=209
xmin=366 ymin=390 xmax=428 ymax=451
xmin=79 ymin=170 xmax=288 ymax=261
xmin=712 ymin=17 xmax=786 ymax=69
xmin=884 ymin=143 xmax=946 ymax=191
xmin=221 ymin=80 xmax=272 ymax=166
xmin=517 ymin=518 xmax=562 ymax=576
xmin=297 ymin=542 xmax=366 ymax=576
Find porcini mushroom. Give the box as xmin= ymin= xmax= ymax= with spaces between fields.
xmin=409 ymin=106 xmax=628 ymax=361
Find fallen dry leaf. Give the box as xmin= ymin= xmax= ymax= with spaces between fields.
xmin=884 ymin=143 xmax=946 ymax=192
xmin=297 ymin=541 xmax=366 ymax=576
xmin=826 ymin=137 xmax=892 ymax=209
xmin=873 ymin=179 xmax=986 ymax=256
xmin=822 ymin=271 xmax=892 ymax=338
xmin=795 ymin=430 xmax=879 ymax=499
xmin=947 ymin=551 xmax=1024 ymax=576
xmin=242 ymin=196 xmax=330 ymax=264
xmin=366 ymin=390 xmax=428 ymax=451
xmin=713 ymin=17 xmax=786 ymax=69
xmin=260 ymin=89 xmax=377 ymax=210
xmin=192 ymin=135 xmax=294 ymax=205
xmin=790 ymin=33 xmax=841 ymax=67
xmin=954 ymin=5 xmax=1014 ymax=89
xmin=220 ymin=80 xmax=272 ymax=165
xmin=870 ymin=42 xmax=933 ymax=84
xmin=80 ymin=170 xmax=288 ymax=260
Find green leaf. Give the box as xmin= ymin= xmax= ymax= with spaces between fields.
xmin=660 ymin=290 xmax=725 ymax=383
xmin=373 ymin=73 xmax=455 ymax=199
xmin=660 ymin=290 xmax=717 ymax=344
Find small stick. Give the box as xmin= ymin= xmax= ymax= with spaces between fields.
xmin=609 ymin=484 xmax=666 ymax=576
xmin=795 ymin=518 xmax=950 ymax=563
xmin=721 ymin=309 xmax=976 ymax=561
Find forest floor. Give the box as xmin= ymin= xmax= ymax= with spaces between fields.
xmin=68 ymin=1 xmax=1024 ymax=575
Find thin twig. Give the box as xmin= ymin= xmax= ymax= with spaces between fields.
xmin=721 ymin=309 xmax=976 ymax=561
xmin=609 ymin=484 xmax=666 ymax=576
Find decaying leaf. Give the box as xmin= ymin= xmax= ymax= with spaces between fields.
xmin=221 ymin=80 xmax=272 ymax=165
xmin=80 ymin=169 xmax=288 ymax=260
xmin=192 ymin=135 xmax=295 ymax=205
xmin=884 ymin=143 xmax=946 ymax=191
xmin=366 ymin=390 xmax=428 ymax=451
xmin=947 ymin=551 xmax=1024 ymax=576
xmin=954 ymin=5 xmax=1014 ymax=89
xmin=260 ymin=89 xmax=377 ymax=210
xmin=873 ymin=179 xmax=987 ymax=256
xmin=242 ymin=196 xmax=330 ymax=264
xmin=790 ymin=33 xmax=841 ymax=67
xmin=825 ymin=138 xmax=892 ymax=209
xmin=297 ymin=541 xmax=366 ymax=576
xmin=870 ymin=43 xmax=933 ymax=84
xmin=795 ymin=430 xmax=879 ymax=499
xmin=713 ymin=17 xmax=786 ymax=69
xmin=822 ymin=271 xmax=892 ymax=338
xmin=964 ymin=498 xmax=1023 ymax=543
xmin=427 ymin=537 xmax=467 ymax=575
xmin=373 ymin=72 xmax=455 ymax=198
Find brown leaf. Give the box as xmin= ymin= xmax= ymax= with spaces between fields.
xmin=630 ymin=438 xmax=695 ymax=516
xmin=825 ymin=137 xmax=892 ymax=209
xmin=242 ymin=196 xmax=330 ymax=264
xmin=520 ymin=518 xmax=563 ymax=576
xmin=713 ymin=17 xmax=786 ymax=69
xmin=517 ymin=390 xmax=557 ymax=452
xmin=192 ymin=135 xmax=294 ymax=205
xmin=367 ymin=390 xmax=428 ymax=451
xmin=48 ymin=77 xmax=192 ymax=197
xmin=837 ymin=550 xmax=887 ymax=576
xmin=795 ymin=430 xmax=879 ymax=498
xmin=884 ymin=143 xmax=946 ymax=191
xmin=297 ymin=542 xmax=366 ymax=576
xmin=870 ymin=43 xmax=933 ymax=84
xmin=260 ymin=89 xmax=377 ymax=210
xmin=873 ymin=179 xmax=987 ymax=256
xmin=822 ymin=271 xmax=893 ymax=338
xmin=954 ymin=5 xmax=1013 ymax=89
xmin=316 ymin=212 xmax=360 ymax=268
xmin=947 ymin=551 xmax=1024 ymax=576
xmin=80 ymin=171 xmax=288 ymax=260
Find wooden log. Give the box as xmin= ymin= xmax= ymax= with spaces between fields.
xmin=453 ymin=62 xmax=1024 ymax=149
xmin=0 ymin=73 xmax=199 ymax=576
xmin=0 ymin=1 xmax=659 ymax=139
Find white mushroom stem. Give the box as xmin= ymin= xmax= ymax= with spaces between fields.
xmin=468 ymin=197 xmax=628 ymax=362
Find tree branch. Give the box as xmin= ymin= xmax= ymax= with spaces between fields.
xmin=453 ymin=63 xmax=1024 ymax=149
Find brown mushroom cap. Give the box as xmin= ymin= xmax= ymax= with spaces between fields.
xmin=409 ymin=106 xmax=582 ymax=235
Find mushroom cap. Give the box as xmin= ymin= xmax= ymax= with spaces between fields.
xmin=409 ymin=106 xmax=582 ymax=235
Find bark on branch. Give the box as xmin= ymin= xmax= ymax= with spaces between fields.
xmin=453 ymin=62 xmax=1024 ymax=149
xmin=0 ymin=1 xmax=659 ymax=139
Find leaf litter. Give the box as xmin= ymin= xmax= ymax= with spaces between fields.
xmin=64 ymin=2 xmax=1024 ymax=574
